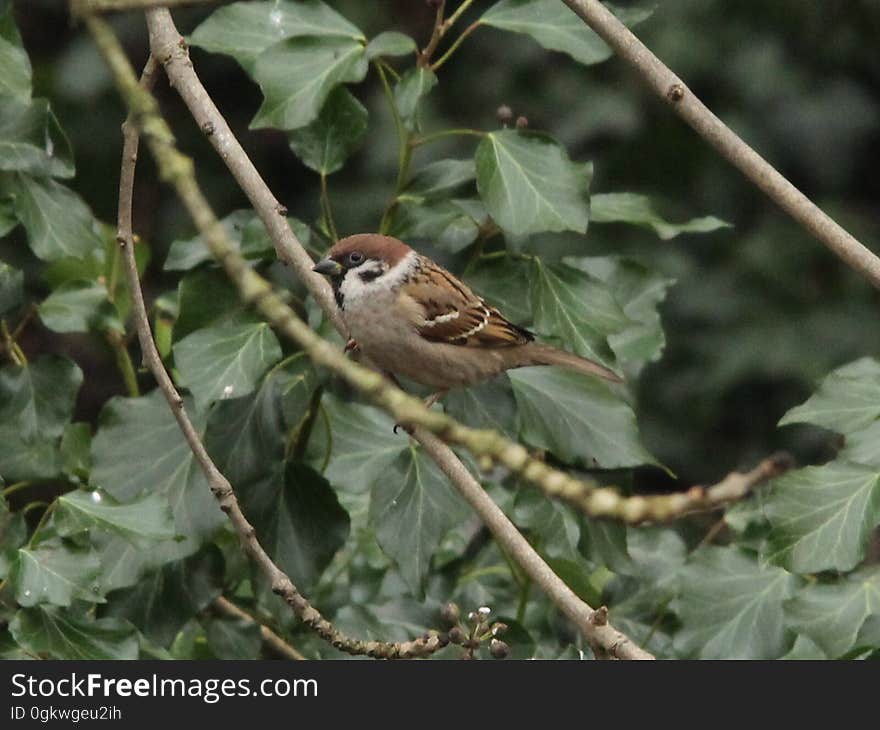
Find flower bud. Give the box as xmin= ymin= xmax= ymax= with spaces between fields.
xmin=440 ymin=602 xmax=460 ymax=625
xmin=490 ymin=639 xmax=510 ymax=659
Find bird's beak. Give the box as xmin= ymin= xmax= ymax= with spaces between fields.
xmin=312 ymin=258 xmax=343 ymax=277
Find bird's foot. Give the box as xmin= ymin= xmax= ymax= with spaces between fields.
xmin=392 ymin=391 xmax=447 ymax=435
xmin=344 ymin=338 xmax=360 ymax=354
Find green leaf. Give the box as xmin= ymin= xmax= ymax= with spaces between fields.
xmin=840 ymin=420 xmax=880 ymax=468
xmin=164 ymin=209 xmax=252 ymax=271
xmin=0 ymin=495 xmax=27 ymax=580
xmin=513 ymin=485 xmax=581 ymax=561
xmin=763 ymin=461 xmax=880 ymax=573
xmin=206 ymin=358 xmax=315 ymax=487
xmin=13 ymin=542 xmax=102 ymax=607
xmin=779 ymin=357 xmax=880 ymax=435
xmin=0 ymin=195 xmax=16 ymax=237
xmin=288 ymin=86 xmax=368 ymax=175
xmin=590 ymin=193 xmax=731 ymax=240
xmin=103 ymin=547 xmax=224 ymax=646
xmin=394 ymin=67 xmax=437 ymax=132
xmin=399 ymin=159 xmax=476 ymax=202
xmin=370 ymin=446 xmax=469 ymax=595
xmin=189 ymin=0 xmax=364 ymax=70
xmin=674 ymin=547 xmax=799 ymax=659
xmin=317 ymin=395 xmax=408 ymax=494
xmin=90 ymin=390 xmax=225 ymax=559
xmin=0 ymin=97 xmax=74 ymax=178
xmin=475 ymin=130 xmax=590 ymax=236
xmin=173 ymin=321 xmax=282 ymax=410
xmin=174 ymin=269 xmax=255 ymax=341
xmin=239 ymin=461 xmax=349 ymax=591
xmin=388 ymin=199 xmax=480 ymax=253
xmin=250 ymin=36 xmax=368 ymax=131
xmin=10 ymin=607 xmax=138 ymax=659
xmin=530 ymin=258 xmax=629 ymax=365
xmin=56 ymin=490 xmax=177 ymax=547
xmin=38 ymin=279 xmax=121 ymax=334
xmin=366 ymin=31 xmax=417 ymax=60
xmin=785 ymin=568 xmax=880 ymax=658
xmin=565 ymin=256 xmax=674 ymax=366
xmin=1 ymin=174 xmax=102 ymax=261
xmin=59 ymin=422 xmax=91 ymax=479
xmin=0 ymin=260 xmax=23 ymax=314
xmin=509 ymin=367 xmax=656 ymax=469
xmin=0 ymin=4 xmax=31 ymax=101
xmin=0 ymin=354 xmax=82 ymax=443
xmin=445 ymin=376 xmax=518 ymax=438
xmin=480 ymin=0 xmax=650 ymax=66
xmin=206 ymin=617 xmax=262 ymax=659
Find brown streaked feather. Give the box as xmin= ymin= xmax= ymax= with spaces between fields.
xmin=402 ymin=257 xmax=533 ymax=347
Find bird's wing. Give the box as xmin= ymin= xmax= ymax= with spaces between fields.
xmin=399 ymin=258 xmax=533 ymax=347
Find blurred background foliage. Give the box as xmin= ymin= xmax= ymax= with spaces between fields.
xmin=12 ymin=0 xmax=880 ymax=487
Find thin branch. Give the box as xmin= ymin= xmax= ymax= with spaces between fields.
xmin=139 ymin=9 xmax=653 ymax=659
xmin=418 ymin=0 xmax=447 ymax=67
xmin=72 ymin=0 xmax=218 ymax=11
xmin=109 ymin=49 xmax=444 ymax=660
xmin=431 ymin=20 xmax=481 ymax=72
xmin=211 ymin=596 xmax=305 ymax=661
xmin=560 ymin=0 xmax=880 ymax=290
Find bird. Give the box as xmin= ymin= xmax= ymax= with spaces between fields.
xmin=312 ymin=234 xmax=622 ymax=404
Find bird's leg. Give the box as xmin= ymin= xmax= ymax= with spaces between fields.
xmin=422 ymin=389 xmax=447 ymax=410
xmin=344 ymin=338 xmax=360 ymax=354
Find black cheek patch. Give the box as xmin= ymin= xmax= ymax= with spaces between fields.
xmin=358 ymin=268 xmax=384 ymax=284
xmin=333 ymin=287 xmax=344 ymax=309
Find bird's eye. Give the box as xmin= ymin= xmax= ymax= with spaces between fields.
xmin=348 ymin=251 xmax=364 ymax=266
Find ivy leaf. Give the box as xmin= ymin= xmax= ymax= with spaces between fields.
xmin=0 ymin=260 xmax=23 ymax=314
xmin=513 ymin=485 xmax=581 ymax=561
xmin=0 ymin=361 xmax=80 ymax=482
xmin=0 ymin=355 xmax=82 ymax=481
xmin=55 ymin=490 xmax=177 ymax=548
xmin=480 ymin=0 xmax=651 ymax=66
xmin=394 ymin=67 xmax=437 ymax=132
xmin=785 ymin=568 xmax=880 ymax=658
xmin=90 ymin=390 xmax=225 ymax=560
xmin=0 ymin=99 xmax=74 ymax=177
xmin=1 ymin=173 xmax=102 ymax=261
xmin=206 ymin=358 xmax=315 ymax=487
xmin=840 ymin=420 xmax=880 ymax=468
xmin=0 ymin=4 xmax=31 ymax=101
xmin=0 ymin=97 xmax=73 ymax=178
xmin=565 ymin=256 xmax=675 ymax=366
xmin=509 ymin=367 xmax=656 ymax=469
xmin=475 ymin=130 xmax=590 ymax=236
xmin=0 ymin=197 xmax=17 ymax=237
xmin=59 ymin=422 xmax=91 ymax=479
xmin=9 ymin=607 xmax=138 ymax=659
xmin=763 ymin=461 xmax=880 ymax=573
xmin=591 ymin=193 xmax=731 ymax=240
xmin=206 ymin=617 xmax=262 ymax=659
xmin=0 ymin=495 xmax=27 ymax=580
xmin=399 ymin=159 xmax=476 ymax=202
xmin=174 ymin=269 xmax=256 ymax=341
xmin=164 ymin=209 xmax=252 ymax=271
xmin=445 ymin=376 xmax=518 ymax=438
xmin=288 ymin=86 xmax=368 ymax=175
xmin=189 ymin=0 xmax=364 ymax=70
xmin=12 ymin=542 xmax=102 ymax=607
xmin=173 ymin=321 xmax=282 ymax=410
xmin=388 ymin=199 xmax=480 ymax=253
xmin=103 ymin=547 xmax=224 ymax=647
xmin=239 ymin=461 xmax=349 ymax=591
xmin=38 ymin=279 xmax=122 ymax=334
xmin=366 ymin=31 xmax=417 ymax=60
xmin=371 ymin=446 xmax=469 ymax=595
xmin=779 ymin=357 xmax=880 ymax=435
xmin=530 ymin=258 xmax=630 ymax=365
xmin=317 ymin=395 xmax=408 ymax=494
xmin=674 ymin=547 xmax=799 ymax=659
xmin=250 ymin=36 xmax=368 ymax=131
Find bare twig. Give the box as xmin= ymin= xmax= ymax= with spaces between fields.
xmin=142 ymin=8 xmax=657 ymax=659
xmin=111 ymin=50 xmax=443 ymax=660
xmin=212 ymin=596 xmax=305 ymax=661
xmin=72 ymin=0 xmax=218 ymax=11
xmin=560 ymin=0 xmax=880 ymax=289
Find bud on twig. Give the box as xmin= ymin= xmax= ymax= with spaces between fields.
xmin=497 ymin=104 xmax=513 ymax=125
xmin=515 ymin=115 xmax=529 ymax=130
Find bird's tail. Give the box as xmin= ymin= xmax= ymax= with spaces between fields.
xmin=524 ymin=344 xmax=623 ymax=383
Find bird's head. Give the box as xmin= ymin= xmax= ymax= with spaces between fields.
xmin=312 ymin=234 xmax=412 ymax=283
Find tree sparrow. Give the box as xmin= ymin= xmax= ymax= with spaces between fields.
xmin=312 ymin=234 xmax=622 ymax=397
